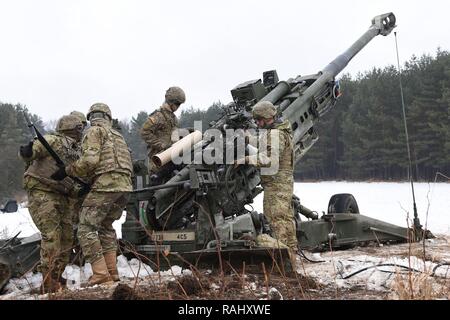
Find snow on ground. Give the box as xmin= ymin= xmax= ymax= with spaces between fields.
xmin=0 ymin=205 xmax=127 ymax=240
xmin=0 ymin=203 xmax=39 ymax=239
xmin=298 ymin=236 xmax=450 ymax=297
xmin=2 ymin=182 xmax=449 ymax=240
xmin=252 ymin=182 xmax=450 ymax=235
xmin=0 ymin=254 xmax=188 ymax=299
xmin=1 ymin=182 xmax=449 ymax=299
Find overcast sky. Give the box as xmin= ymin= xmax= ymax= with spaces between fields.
xmin=0 ymin=0 xmax=449 ymax=122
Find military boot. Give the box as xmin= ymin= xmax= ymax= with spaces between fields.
xmin=104 ymin=251 xmax=120 ymax=282
xmin=288 ymin=248 xmax=299 ymax=274
xmin=88 ymin=256 xmax=114 ymax=286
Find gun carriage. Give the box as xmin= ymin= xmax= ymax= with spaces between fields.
xmin=0 ymin=13 xmax=433 ymax=291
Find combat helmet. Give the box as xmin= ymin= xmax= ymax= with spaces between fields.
xmin=56 ymin=115 xmax=83 ymax=133
xmin=70 ymin=110 xmax=87 ymax=127
xmin=87 ymin=103 xmax=112 ymax=121
xmin=165 ymin=87 xmax=186 ymax=105
xmin=252 ymin=101 xmax=277 ymax=119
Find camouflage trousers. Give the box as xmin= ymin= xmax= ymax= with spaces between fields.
xmin=68 ymin=196 xmax=84 ymax=255
xmin=68 ymin=197 xmax=83 ymax=226
xmin=261 ymin=171 xmax=298 ymax=252
xmin=27 ymin=189 xmax=73 ymax=279
xmin=77 ymin=191 xmax=130 ymax=263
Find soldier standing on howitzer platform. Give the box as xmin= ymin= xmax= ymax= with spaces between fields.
xmin=140 ymin=86 xmax=186 ymax=179
xmin=51 ymin=103 xmax=133 ymax=287
xmin=19 ymin=115 xmax=84 ymax=293
xmin=235 ymin=101 xmax=298 ymax=260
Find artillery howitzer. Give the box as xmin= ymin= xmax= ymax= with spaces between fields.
xmin=1 ymin=200 xmax=41 ymax=292
xmin=0 ymin=233 xmax=41 ymax=292
xmin=0 ymin=13 xmax=432 ymax=291
xmin=122 ymin=12 xmax=430 ymax=271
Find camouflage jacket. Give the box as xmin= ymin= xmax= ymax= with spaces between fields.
xmin=22 ymin=133 xmax=81 ymax=195
xmin=247 ymin=120 xmax=294 ymax=180
xmin=66 ymin=118 xmax=133 ymax=192
xmin=140 ymin=104 xmax=178 ymax=158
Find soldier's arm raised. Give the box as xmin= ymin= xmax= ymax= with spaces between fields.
xmin=66 ymin=127 xmax=104 ymax=178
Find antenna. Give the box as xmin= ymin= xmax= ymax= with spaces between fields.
xmin=394 ymin=31 xmax=422 ymax=235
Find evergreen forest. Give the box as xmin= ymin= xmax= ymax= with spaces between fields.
xmin=1 ymin=50 xmax=449 ymax=201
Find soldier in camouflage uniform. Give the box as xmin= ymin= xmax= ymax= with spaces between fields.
xmin=140 ymin=86 xmax=186 ymax=176
xmin=19 ymin=115 xmax=84 ymax=293
xmin=67 ymin=110 xmax=88 ymax=223
xmin=236 ymin=101 xmax=298 ymax=254
xmin=68 ymin=111 xmax=88 ymax=263
xmin=70 ymin=110 xmax=88 ymax=131
xmin=51 ymin=103 xmax=133 ymax=286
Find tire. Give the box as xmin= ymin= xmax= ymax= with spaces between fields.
xmin=2 ymin=200 xmax=18 ymax=213
xmin=327 ymin=193 xmax=360 ymax=214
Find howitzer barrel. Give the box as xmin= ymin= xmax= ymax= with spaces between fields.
xmin=282 ymin=13 xmax=396 ymax=122
xmin=323 ymin=13 xmax=396 ymax=78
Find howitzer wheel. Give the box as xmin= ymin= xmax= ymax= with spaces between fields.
xmin=224 ymin=165 xmax=247 ymax=205
xmin=327 ymin=193 xmax=360 ymax=214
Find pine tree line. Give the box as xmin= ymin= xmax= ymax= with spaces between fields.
xmin=297 ymin=49 xmax=450 ymax=181
xmin=0 ymin=104 xmax=45 ymax=202
xmin=1 ymin=50 xmax=449 ymax=201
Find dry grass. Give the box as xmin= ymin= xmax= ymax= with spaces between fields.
xmin=390 ymin=269 xmax=450 ymax=300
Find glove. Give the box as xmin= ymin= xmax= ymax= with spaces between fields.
xmin=19 ymin=141 xmax=34 ymax=158
xmin=50 ymin=165 xmax=67 ymax=181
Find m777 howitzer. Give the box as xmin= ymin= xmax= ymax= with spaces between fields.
xmin=121 ymin=13 xmax=433 ymax=271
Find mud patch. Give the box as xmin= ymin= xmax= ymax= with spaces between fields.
xmin=111 ymin=283 xmax=144 ymax=300
xmin=167 ymin=274 xmax=204 ymax=296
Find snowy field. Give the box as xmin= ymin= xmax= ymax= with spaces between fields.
xmin=1 ymin=181 xmax=449 ymax=239
xmin=255 ymin=181 xmax=450 ymax=235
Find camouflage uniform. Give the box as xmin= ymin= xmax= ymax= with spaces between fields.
xmin=70 ymin=110 xmax=87 ymax=129
xmin=69 ymin=111 xmax=88 ymax=257
xmin=247 ymin=101 xmax=297 ymax=252
xmin=66 ymin=106 xmax=132 ymax=265
xmin=140 ymin=87 xmax=185 ymax=174
xmin=21 ymin=117 xmax=82 ymax=284
xmin=141 ymin=105 xmax=178 ymax=173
